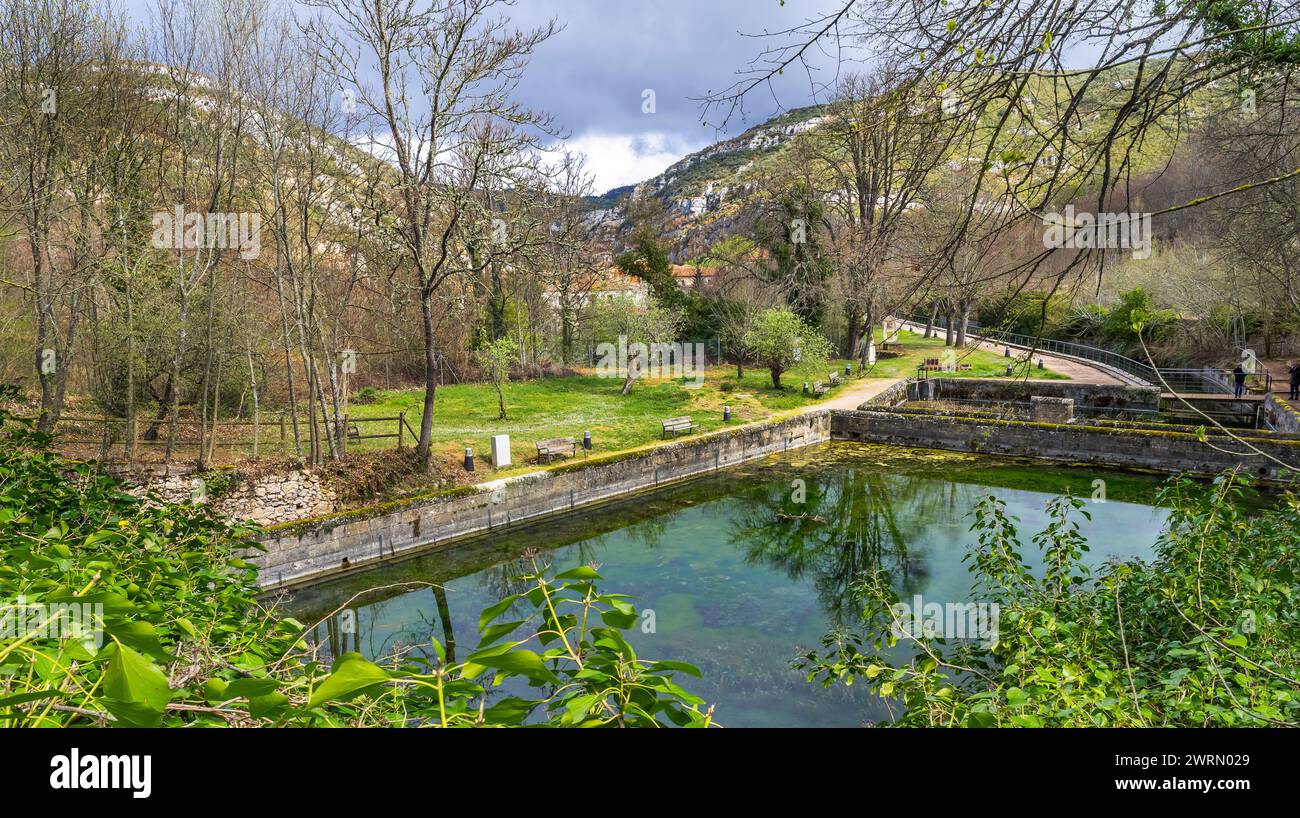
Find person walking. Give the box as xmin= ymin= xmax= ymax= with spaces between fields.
xmin=1288 ymin=361 xmax=1300 ymax=401
xmin=1233 ymin=363 xmax=1247 ymax=398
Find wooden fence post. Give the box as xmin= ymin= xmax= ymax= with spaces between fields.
xmin=398 ymin=411 xmax=405 ymax=448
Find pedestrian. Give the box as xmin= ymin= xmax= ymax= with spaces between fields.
xmin=1233 ymin=363 xmax=1247 ymax=398
xmin=1288 ymin=361 xmax=1300 ymax=401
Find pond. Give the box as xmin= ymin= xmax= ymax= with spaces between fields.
xmin=281 ymin=443 xmax=1172 ymax=727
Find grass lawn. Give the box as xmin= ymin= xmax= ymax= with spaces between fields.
xmin=344 ymin=327 xmax=1066 ymax=480
xmin=861 ymin=328 xmax=1070 ymax=380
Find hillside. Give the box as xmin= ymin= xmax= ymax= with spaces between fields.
xmin=604 ymin=61 xmax=1225 ymax=264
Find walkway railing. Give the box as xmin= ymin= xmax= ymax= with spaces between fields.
xmin=904 ymin=315 xmax=1267 ymax=394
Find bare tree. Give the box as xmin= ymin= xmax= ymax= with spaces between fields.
xmin=303 ymin=0 xmax=557 ymax=468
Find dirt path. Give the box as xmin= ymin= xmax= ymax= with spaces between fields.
xmin=1261 ymin=359 xmax=1300 ymax=408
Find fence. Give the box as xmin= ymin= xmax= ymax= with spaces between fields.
xmin=906 ymin=314 xmax=1269 ymax=395
xmin=53 ymin=411 xmax=417 ymax=464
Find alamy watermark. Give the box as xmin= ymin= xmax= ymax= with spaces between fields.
xmin=594 ymin=335 xmax=706 ymax=388
xmin=890 ymin=594 xmax=1000 ymax=648
xmin=1 ymin=595 xmax=104 ymax=651
xmin=1043 ymin=205 xmax=1152 ymax=259
xmin=151 ymin=205 xmax=262 ymax=260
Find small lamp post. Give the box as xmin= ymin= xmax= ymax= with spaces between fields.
xmin=723 ymin=405 xmax=731 ymax=422
xmin=464 ymin=447 xmax=475 ymax=472
xmin=583 ymin=430 xmax=592 ymax=451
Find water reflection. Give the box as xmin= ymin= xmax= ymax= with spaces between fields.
xmin=284 ymin=444 xmax=1171 ymax=727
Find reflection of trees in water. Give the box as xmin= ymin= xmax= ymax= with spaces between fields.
xmin=313 ymin=589 xmax=455 ymax=665
xmin=623 ymin=502 xmax=682 ymax=551
xmin=732 ymin=468 xmax=948 ymax=624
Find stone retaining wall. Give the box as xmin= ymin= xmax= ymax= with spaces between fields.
xmin=1262 ymin=393 xmax=1300 ymax=433
xmin=907 ymin=377 xmax=1161 ymax=410
xmin=831 ymin=409 xmax=1300 ymax=481
xmin=130 ymin=468 xmax=336 ymax=526
xmin=251 ymin=412 xmax=831 ymax=589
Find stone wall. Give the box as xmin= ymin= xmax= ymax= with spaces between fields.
xmin=861 ymin=379 xmax=910 ymax=408
xmin=250 ymin=412 xmax=832 ymax=589
xmin=1264 ymin=392 xmax=1300 ymax=433
xmin=831 ymin=409 xmax=1300 ymax=482
xmin=907 ymin=378 xmax=1161 ymax=410
xmin=128 ymin=468 xmax=336 ymax=526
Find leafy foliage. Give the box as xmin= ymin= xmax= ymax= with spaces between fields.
xmin=797 ymin=472 xmax=1300 ymax=727
xmin=0 ymin=384 xmax=711 ymax=727
xmin=744 ymin=308 xmax=836 ymax=389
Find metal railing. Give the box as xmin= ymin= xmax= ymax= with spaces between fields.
xmin=904 ymin=315 xmax=1268 ymax=394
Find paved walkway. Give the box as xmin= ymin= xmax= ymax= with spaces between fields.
xmin=1262 ymin=359 xmax=1300 ymax=410
xmin=896 ymin=320 xmax=1131 ymax=385
xmin=815 ymin=377 xmax=906 ymax=410
xmin=797 ymin=326 xmax=1130 ymax=415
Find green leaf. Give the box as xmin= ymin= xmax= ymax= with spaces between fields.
xmin=308 ymin=652 xmax=392 ymax=708
xmin=102 ymin=643 xmax=171 ymax=726
xmin=556 ymin=566 xmax=601 ymax=581
xmin=467 ymin=648 xmax=560 ymax=685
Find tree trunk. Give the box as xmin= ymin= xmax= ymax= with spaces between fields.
xmin=621 ymin=354 xmax=640 ymax=395
xmin=417 ymin=295 xmax=438 ymax=467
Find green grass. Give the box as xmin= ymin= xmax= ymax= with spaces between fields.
xmin=861 ymin=328 xmax=1070 ymax=380
xmin=347 ymin=359 xmax=854 ymax=478
xmin=344 ymin=328 xmax=1067 ymax=480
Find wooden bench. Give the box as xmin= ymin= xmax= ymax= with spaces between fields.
xmin=881 ymin=342 xmax=904 ymax=353
xmin=828 ymin=372 xmax=843 ymax=386
xmin=812 ymin=380 xmax=828 ymax=395
xmin=661 ymin=416 xmax=697 ymax=438
xmin=536 ymin=437 xmax=577 ymax=463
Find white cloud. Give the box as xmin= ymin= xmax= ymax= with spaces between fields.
xmin=560 ymin=131 xmax=705 ymax=194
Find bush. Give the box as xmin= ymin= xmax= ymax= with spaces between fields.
xmin=352 ymin=386 xmax=382 ymax=405
xmin=976 ymin=290 xmax=1067 ymax=336
xmin=1104 ymin=287 xmax=1176 ymax=345
xmin=0 ymin=384 xmax=711 ymax=727
xmin=798 ymin=473 xmax=1300 ymax=726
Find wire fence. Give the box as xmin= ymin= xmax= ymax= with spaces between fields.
xmin=53 ymin=412 xmax=417 ymax=465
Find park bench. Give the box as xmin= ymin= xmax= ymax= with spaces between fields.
xmin=828 ymin=372 xmax=843 ymax=386
xmin=661 ymin=416 xmax=697 ymax=438
xmin=812 ymin=380 xmax=829 ymax=395
xmin=536 ymin=437 xmax=577 ymax=463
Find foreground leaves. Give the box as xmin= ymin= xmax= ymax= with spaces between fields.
xmin=0 ymin=385 xmax=712 ymax=727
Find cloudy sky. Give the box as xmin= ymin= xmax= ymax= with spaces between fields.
xmin=123 ymin=0 xmax=845 ymax=193
xmin=504 ymin=0 xmax=843 ymax=193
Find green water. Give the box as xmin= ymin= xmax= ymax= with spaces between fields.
xmin=283 ymin=443 xmax=1172 ymax=727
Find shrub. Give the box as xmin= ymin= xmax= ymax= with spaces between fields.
xmin=798 ymin=473 xmax=1300 ymax=727
xmin=0 ymin=384 xmax=711 ymax=727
